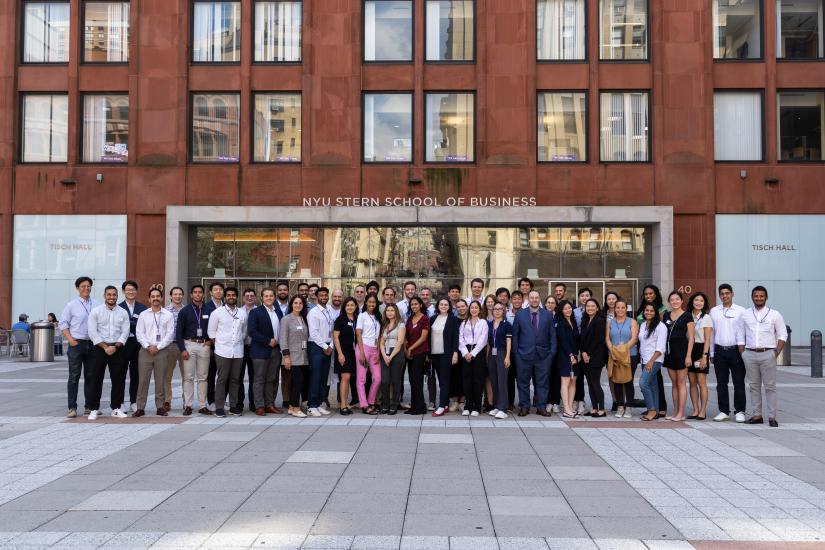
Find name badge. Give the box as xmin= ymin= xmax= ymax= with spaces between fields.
xmin=296 ymin=325 xmax=303 ymax=331
xmin=348 ymin=322 xmax=353 ymax=326
xmin=301 ymin=341 xmax=307 ymax=349
xmin=156 ymin=334 xmax=161 ymax=342
xmin=196 ymin=328 xmax=203 ymax=338
xmin=202 ymin=315 xmax=209 ymax=319
xmin=492 ymin=348 xmax=497 ymax=356
xmin=132 ymin=313 xmax=139 ymax=319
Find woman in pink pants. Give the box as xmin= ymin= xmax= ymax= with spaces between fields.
xmin=356 ymin=293 xmax=382 ymax=414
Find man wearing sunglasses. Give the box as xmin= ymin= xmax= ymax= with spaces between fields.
xmin=709 ymin=284 xmax=747 ymax=423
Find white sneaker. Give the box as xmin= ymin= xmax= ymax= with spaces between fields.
xmin=130 ymin=403 xmax=137 ymax=413
xmin=111 ymin=409 xmax=127 ymax=418
xmin=470 ymin=411 xmax=479 ymax=417
xmin=462 ymin=409 xmax=471 ymax=417
xmin=735 ymin=412 xmax=746 ymax=423
xmin=88 ymin=410 xmax=99 ymax=420
xmin=289 ymin=408 xmax=307 ymax=418
xmin=319 ymin=407 xmax=331 ymax=416
xmin=488 ymin=408 xmax=499 ymax=417
xmin=713 ymin=412 xmax=730 ymax=422
xmin=308 ymin=407 xmax=322 ymax=417
xmin=615 ymin=407 xmax=625 ymax=418
xmin=552 ymin=404 xmax=560 ymax=413
xmin=623 ymin=409 xmax=633 ymax=419
xmin=494 ymin=411 xmax=508 ymax=419
xmin=433 ymin=407 xmax=446 ymax=416
xmin=208 ymin=402 xmax=216 ymax=412
xmin=545 ymin=404 xmax=553 ymax=414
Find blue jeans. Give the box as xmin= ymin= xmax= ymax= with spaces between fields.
xmin=67 ymin=339 xmax=93 ymax=410
xmin=307 ymin=342 xmax=331 ymax=409
xmin=640 ymin=361 xmax=663 ymax=412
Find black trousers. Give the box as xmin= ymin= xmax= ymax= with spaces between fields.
xmin=87 ymin=345 xmax=127 ymax=411
xmin=657 ymin=369 xmax=667 ymax=412
xmin=585 ymin=363 xmax=605 ymax=410
xmin=289 ymin=363 xmax=306 ymax=406
xmin=548 ymin=360 xmax=561 ymax=406
xmin=207 ymin=350 xmax=217 ymax=405
xmin=507 ymin=354 xmax=517 ymax=408
xmin=714 ymin=346 xmax=747 ymax=414
xmin=574 ymin=373 xmax=585 ymax=402
xmin=380 ymin=349 xmax=405 ymax=409
xmin=238 ymin=344 xmax=255 ymax=409
xmin=408 ymin=353 xmax=428 ymax=413
xmin=614 ymin=363 xmax=637 ymax=406
xmin=124 ymin=337 xmax=140 ymax=404
xmin=431 ymin=353 xmax=453 ymax=408
xmin=462 ymin=352 xmax=487 ymax=413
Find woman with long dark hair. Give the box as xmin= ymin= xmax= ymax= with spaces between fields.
xmin=638 ymin=303 xmax=667 ymax=421
xmin=459 ymin=300 xmax=488 ymax=416
xmin=378 ymin=303 xmax=406 ymax=415
xmin=688 ymin=292 xmax=712 ymax=420
xmin=333 ymin=297 xmax=359 ymax=415
xmin=430 ymin=298 xmax=459 ymax=417
xmin=280 ymin=295 xmax=309 ymax=418
xmin=636 ymin=285 xmax=667 ymax=417
xmin=556 ymin=300 xmax=581 ymax=418
xmin=663 ymin=291 xmax=694 ymax=422
xmin=580 ymin=298 xmax=607 ymax=418
xmin=450 ymin=299 xmax=468 ymax=411
xmin=356 ymin=293 xmax=382 ymax=414
xmin=405 ymin=296 xmax=430 ymax=415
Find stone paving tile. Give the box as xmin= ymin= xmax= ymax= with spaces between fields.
xmin=545 ymin=538 xmax=598 ymax=550
xmin=496 ymin=537 xmax=549 ymax=550
xmin=399 ymin=535 xmax=449 ymax=550
xmin=491 ymin=516 xmax=589 ymax=538
xmin=286 ymin=451 xmax=355 ymax=464
xmin=351 ymin=535 xmax=401 ymax=550
xmin=418 ymin=433 xmax=473 ymax=445
xmin=401 ymin=513 xmax=495 ymax=536
xmin=71 ymin=490 xmax=173 ymax=511
xmin=448 ymin=536 xmax=500 ymax=550
xmin=487 ymin=496 xmax=574 ymax=517
xmin=301 ymin=534 xmax=354 ymax=549
xmin=9 ymin=531 xmax=68 ymax=545
xmin=104 ymin=530 xmax=164 ymax=548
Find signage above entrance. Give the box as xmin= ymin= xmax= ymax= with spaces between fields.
xmin=302 ymin=196 xmax=538 ymax=207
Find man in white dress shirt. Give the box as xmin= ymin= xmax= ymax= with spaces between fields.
xmin=86 ymin=285 xmax=131 ymax=420
xmin=134 ymin=287 xmax=175 ymax=417
xmin=709 ymin=283 xmax=748 ymax=423
xmin=397 ymin=281 xmax=417 ymax=321
xmin=207 ymin=287 xmax=248 ymax=418
xmin=737 ymin=286 xmax=787 ymax=427
xmin=307 ymin=287 xmax=335 ymax=416
xmin=58 ymin=276 xmax=99 ymax=418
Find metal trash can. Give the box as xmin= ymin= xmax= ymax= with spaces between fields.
xmin=777 ymin=325 xmax=792 ymax=366
xmin=30 ymin=321 xmax=55 ymax=362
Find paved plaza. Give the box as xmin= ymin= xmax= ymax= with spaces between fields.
xmin=1 ymin=350 xmax=825 ymax=549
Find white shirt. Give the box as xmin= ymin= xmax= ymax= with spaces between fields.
xmin=736 ymin=307 xmax=788 ymax=350
xmin=397 ymin=299 xmax=410 ymax=321
xmin=328 ymin=306 xmax=341 ymax=321
xmin=692 ymin=313 xmax=713 ymax=344
xmin=459 ymin=318 xmax=488 ymax=358
xmin=136 ymin=308 xmax=175 ymax=350
xmin=709 ymin=303 xmax=746 ymax=354
xmin=356 ymin=312 xmax=380 ymax=347
xmin=430 ymin=314 xmax=448 ymax=355
xmin=263 ymin=305 xmax=280 ymax=343
xmin=87 ymin=304 xmax=130 ymax=346
xmin=308 ymin=304 xmax=335 ymax=350
xmin=207 ymin=305 xmax=248 ymax=358
xmin=58 ymin=297 xmax=100 ymax=340
xmin=638 ymin=322 xmax=667 ymax=365
xmin=277 ymin=300 xmax=289 ymax=317
xmin=466 ymin=295 xmax=484 ymax=306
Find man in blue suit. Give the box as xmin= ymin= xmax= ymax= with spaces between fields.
xmin=512 ymin=290 xmax=557 ymax=416
xmin=247 ymin=287 xmax=284 ymax=415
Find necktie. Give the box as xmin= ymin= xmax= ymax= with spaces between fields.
xmin=532 ymin=311 xmax=538 ymax=331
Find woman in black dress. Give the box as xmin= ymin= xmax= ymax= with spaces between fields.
xmin=663 ymin=291 xmax=694 ymax=422
xmin=333 ymin=297 xmax=359 ymax=415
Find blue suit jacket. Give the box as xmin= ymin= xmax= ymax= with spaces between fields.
xmin=511 ymin=307 xmax=557 ymax=363
xmin=247 ymin=305 xmax=283 ymax=360
xmin=118 ymin=300 xmax=147 ymax=339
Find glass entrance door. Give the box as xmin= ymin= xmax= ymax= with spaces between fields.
xmin=545 ymin=279 xmax=638 ymax=309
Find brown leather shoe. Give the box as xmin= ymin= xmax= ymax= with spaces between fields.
xmin=517 ymin=408 xmax=529 ymax=417
xmin=183 ymin=406 xmax=193 ymax=416
xmin=133 ymin=409 xmax=145 ymax=418
xmin=157 ymin=408 xmax=168 ymax=417
xmin=198 ymin=407 xmax=212 ymax=415
xmin=255 ymin=407 xmax=266 ymax=416
xmin=163 ymin=401 xmax=171 ymax=411
xmin=536 ymin=409 xmax=551 ymax=417
xmin=266 ymin=406 xmax=283 ymax=414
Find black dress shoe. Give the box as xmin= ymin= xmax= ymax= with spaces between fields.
xmin=769 ymin=418 xmax=779 ymax=427
xmin=746 ymin=417 xmax=764 ymax=424
xmin=379 ymin=408 xmax=389 ymax=415
xmin=536 ymin=409 xmax=551 ymax=417
xmin=388 ymin=408 xmax=398 ymax=415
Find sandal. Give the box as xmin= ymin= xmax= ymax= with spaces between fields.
xmin=562 ymin=412 xmax=576 ymax=419
xmin=365 ymin=406 xmax=379 ymax=416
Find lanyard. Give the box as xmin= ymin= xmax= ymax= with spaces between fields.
xmin=225 ymin=306 xmax=239 ymax=320
xmin=465 ymin=319 xmax=478 ymax=344
xmin=615 ymin=319 xmax=628 ymax=343
xmin=153 ymin=311 xmax=161 ymax=332
xmin=752 ymin=307 xmax=771 ymax=324
xmin=78 ymin=298 xmax=92 ymax=315
xmin=492 ymin=320 xmax=502 ymax=347
xmin=193 ymin=304 xmax=203 ymax=329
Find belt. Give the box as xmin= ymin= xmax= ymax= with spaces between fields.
xmin=103 ymin=342 xmax=119 ymax=346
xmin=746 ymin=347 xmax=773 ymax=353
xmin=186 ymin=338 xmax=208 ymax=343
xmin=714 ymin=345 xmax=738 ymax=351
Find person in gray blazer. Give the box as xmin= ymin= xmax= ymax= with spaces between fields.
xmin=280 ymin=295 xmax=309 ymax=418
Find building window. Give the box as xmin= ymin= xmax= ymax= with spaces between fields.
xmin=778 ymin=91 xmax=824 ymax=161
xmin=364 ymin=1 xmax=413 ymax=62
xmin=254 ymin=1 xmax=301 ymax=62
xmin=425 ymin=0 xmax=474 ymax=61
xmin=82 ymin=94 xmax=129 ymax=163
xmin=192 ymin=93 xmax=240 ymax=162
xmin=712 ymin=0 xmax=761 ymax=59
xmin=569 ymin=229 xmax=581 ymax=251
xmin=600 ymin=91 xmax=649 ymax=162
xmin=538 ymin=91 xmax=587 ymax=162
xmin=519 ymin=229 xmax=530 ymax=248
xmin=425 ymin=92 xmax=475 ymax=162
xmin=537 ymin=0 xmax=586 ymax=61
xmin=84 ymin=2 xmax=130 ymax=62
xmin=589 ymin=229 xmax=601 ymax=250
xmin=714 ymin=91 xmax=763 ymax=161
xmin=599 ymin=0 xmax=648 ymax=60
xmin=487 ymin=231 xmax=497 ymax=246
xmin=621 ymin=229 xmax=633 ymax=251
xmin=777 ymin=0 xmax=823 ymax=59
xmin=363 ymin=93 xmax=413 ymax=163
xmin=192 ymin=1 xmax=241 ymax=63
xmin=23 ymin=2 xmax=70 ymax=63
xmin=253 ymin=93 xmax=301 ymax=162
xmin=21 ymin=94 xmax=68 ymax=163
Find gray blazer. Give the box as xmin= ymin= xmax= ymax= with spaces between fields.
xmin=279 ymin=313 xmax=308 ymax=365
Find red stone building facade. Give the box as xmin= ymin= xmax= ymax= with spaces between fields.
xmin=1 ymin=0 xmax=824 ymax=327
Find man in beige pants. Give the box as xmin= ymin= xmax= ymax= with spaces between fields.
xmin=163 ymin=286 xmax=185 ymax=410
xmin=176 ymin=285 xmax=212 ymax=416
xmin=134 ymin=287 xmax=175 ymax=417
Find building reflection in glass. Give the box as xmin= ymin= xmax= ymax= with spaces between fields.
xmin=190 ymin=225 xmax=650 ymax=297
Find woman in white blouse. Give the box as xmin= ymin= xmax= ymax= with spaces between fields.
xmin=687 ymin=292 xmax=713 ymax=420
xmin=355 ymin=293 xmax=382 ymax=415
xmin=459 ymin=301 xmax=488 ymax=417
xmin=638 ymin=303 xmax=668 ymax=421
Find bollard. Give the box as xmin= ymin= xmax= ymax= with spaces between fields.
xmin=812 ymin=331 xmax=823 ymax=378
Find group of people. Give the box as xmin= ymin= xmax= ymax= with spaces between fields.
xmin=57 ymin=275 xmax=787 ymax=427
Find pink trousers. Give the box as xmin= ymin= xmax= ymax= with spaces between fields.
xmin=356 ymin=344 xmax=382 ymax=408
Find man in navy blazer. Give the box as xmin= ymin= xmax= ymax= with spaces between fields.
xmin=512 ymin=290 xmax=557 ymax=416
xmin=119 ymin=280 xmax=147 ymax=411
xmin=247 ymin=288 xmax=284 ymax=415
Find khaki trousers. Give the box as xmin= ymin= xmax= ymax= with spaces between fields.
xmin=137 ymin=347 xmax=169 ymax=411
xmin=183 ymin=341 xmax=211 ymax=408
xmin=743 ymin=349 xmax=778 ymax=419
xmin=164 ymin=346 xmax=183 ymax=405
